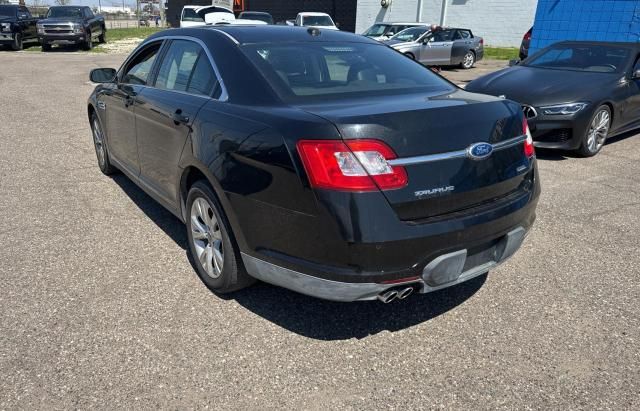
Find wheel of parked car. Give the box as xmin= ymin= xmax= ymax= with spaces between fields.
xmin=460 ymin=51 xmax=475 ymax=69
xmin=83 ymin=32 xmax=93 ymax=50
xmin=186 ymin=181 xmax=255 ymax=294
xmin=98 ymin=28 xmax=106 ymax=44
xmin=41 ymin=43 xmax=51 ymax=52
xmin=90 ymin=112 xmax=116 ymax=175
xmin=11 ymin=33 xmax=23 ymax=51
xmin=578 ymin=105 xmax=611 ymax=157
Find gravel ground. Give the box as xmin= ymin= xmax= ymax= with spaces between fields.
xmin=0 ymin=52 xmax=639 ymax=410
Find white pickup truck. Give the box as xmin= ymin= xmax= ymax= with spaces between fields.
xmin=286 ymin=12 xmax=339 ymax=30
xmin=180 ymin=5 xmax=267 ymax=28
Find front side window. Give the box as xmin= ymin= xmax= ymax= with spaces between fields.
xmin=302 ymin=15 xmax=334 ymax=27
xmin=243 ymin=42 xmax=454 ymax=101
xmin=430 ymin=30 xmax=454 ymax=42
xmin=155 ymin=40 xmax=217 ymax=96
xmin=121 ymin=43 xmax=162 ymax=85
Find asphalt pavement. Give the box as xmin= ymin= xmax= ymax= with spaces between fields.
xmin=0 ymin=52 xmax=639 ymax=409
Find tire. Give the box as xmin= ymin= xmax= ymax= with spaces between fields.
xmin=10 ymin=33 xmax=23 ymax=51
xmin=577 ymin=105 xmax=611 ymax=157
xmin=460 ymin=50 xmax=475 ymax=69
xmin=41 ymin=42 xmax=51 ymax=52
xmin=82 ymin=32 xmax=93 ymax=50
xmin=98 ymin=28 xmax=106 ymax=43
xmin=186 ymin=181 xmax=255 ymax=294
xmin=404 ymin=52 xmax=415 ymax=60
xmin=90 ymin=112 xmax=116 ymax=175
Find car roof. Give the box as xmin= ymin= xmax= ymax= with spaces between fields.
xmin=555 ymin=40 xmax=639 ymax=48
xmin=193 ymin=25 xmax=379 ymax=45
xmin=376 ymin=22 xmax=428 ymax=26
xmin=298 ymin=12 xmax=331 ymax=16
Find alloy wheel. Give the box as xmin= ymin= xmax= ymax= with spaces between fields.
xmin=190 ymin=197 xmax=224 ymax=279
xmin=586 ymin=109 xmax=610 ymax=153
xmin=462 ymin=51 xmax=475 ymax=69
xmin=92 ymin=117 xmax=106 ymax=168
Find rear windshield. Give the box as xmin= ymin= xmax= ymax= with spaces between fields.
xmin=239 ymin=12 xmax=272 ymax=24
xmin=390 ymin=26 xmax=428 ymax=42
xmin=302 ymin=15 xmax=334 ymax=27
xmin=525 ymin=44 xmax=631 ymax=73
xmin=242 ymin=42 xmax=454 ymax=102
xmin=363 ymin=24 xmax=390 ymax=37
xmin=47 ymin=7 xmax=82 ymax=19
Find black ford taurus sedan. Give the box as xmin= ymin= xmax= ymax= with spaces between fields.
xmin=467 ymin=41 xmax=640 ymax=157
xmin=87 ymin=26 xmax=540 ymax=303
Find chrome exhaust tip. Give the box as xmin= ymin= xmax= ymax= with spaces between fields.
xmin=397 ymin=287 xmax=414 ymax=300
xmin=377 ymin=290 xmax=398 ymax=304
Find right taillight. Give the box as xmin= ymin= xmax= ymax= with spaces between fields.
xmin=297 ymin=139 xmax=408 ymax=192
xmin=523 ymin=117 xmax=535 ymax=158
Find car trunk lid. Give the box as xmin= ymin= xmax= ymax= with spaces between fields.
xmin=296 ymin=90 xmax=534 ymax=221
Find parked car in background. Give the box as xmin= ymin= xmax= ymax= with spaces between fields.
xmin=37 ymin=6 xmax=105 ymax=51
xmin=287 ymin=12 xmax=338 ymax=30
xmin=389 ymin=27 xmax=483 ymax=69
xmin=0 ymin=4 xmax=39 ymax=51
xmin=238 ymin=11 xmax=274 ymax=25
xmin=466 ymin=41 xmax=640 ymax=157
xmin=362 ymin=22 xmax=427 ymax=41
xmin=87 ymin=26 xmax=539 ymax=303
xmin=520 ymin=27 xmax=532 ymax=60
xmin=180 ymin=5 xmax=234 ymax=28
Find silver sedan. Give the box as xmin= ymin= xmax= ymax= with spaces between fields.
xmin=386 ymin=26 xmax=484 ymax=69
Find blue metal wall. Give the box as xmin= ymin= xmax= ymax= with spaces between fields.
xmin=531 ymin=0 xmax=640 ymax=54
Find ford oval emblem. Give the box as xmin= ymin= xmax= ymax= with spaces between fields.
xmin=467 ymin=142 xmax=494 ymax=160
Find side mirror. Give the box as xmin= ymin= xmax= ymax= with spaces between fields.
xmin=508 ymin=59 xmax=520 ymax=67
xmin=90 ymin=68 xmax=117 ymax=83
xmin=632 ymin=69 xmax=640 ymax=79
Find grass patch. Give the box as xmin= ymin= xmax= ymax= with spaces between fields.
xmin=484 ymin=47 xmax=520 ymax=61
xmin=105 ymin=27 xmax=164 ymax=42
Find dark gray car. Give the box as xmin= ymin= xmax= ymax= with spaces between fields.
xmin=387 ymin=27 xmax=484 ymax=69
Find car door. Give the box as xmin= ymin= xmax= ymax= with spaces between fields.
xmin=84 ymin=8 xmax=98 ymax=36
xmin=620 ymin=54 xmax=640 ymax=130
xmin=419 ymin=29 xmax=454 ymax=65
xmin=102 ymin=41 xmax=163 ymax=175
xmin=134 ymin=39 xmax=219 ymax=206
xmin=451 ymin=29 xmax=472 ymax=65
xmin=16 ymin=6 xmax=33 ymax=39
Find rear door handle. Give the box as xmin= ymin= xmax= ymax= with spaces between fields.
xmin=172 ymin=109 xmax=190 ymax=125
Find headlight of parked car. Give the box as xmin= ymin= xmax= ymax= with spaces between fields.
xmin=36 ymin=23 xmax=44 ymax=34
xmin=0 ymin=23 xmax=11 ymax=32
xmin=540 ymin=102 xmax=588 ymax=116
xmin=72 ymin=23 xmax=84 ymax=34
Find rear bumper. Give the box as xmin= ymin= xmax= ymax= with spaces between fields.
xmin=242 ymin=226 xmax=528 ymax=302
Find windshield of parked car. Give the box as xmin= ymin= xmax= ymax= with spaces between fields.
xmin=46 ymin=7 xmax=82 ymax=19
xmin=525 ymin=44 xmax=631 ymax=73
xmin=0 ymin=6 xmax=17 ymax=18
xmin=363 ymin=23 xmax=390 ymax=37
xmin=239 ymin=12 xmax=273 ymax=24
xmin=242 ymin=42 xmax=454 ymax=102
xmin=302 ymin=15 xmax=334 ymax=27
xmin=390 ymin=26 xmax=428 ymax=42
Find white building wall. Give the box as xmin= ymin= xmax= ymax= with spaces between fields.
xmin=356 ymin=0 xmax=538 ymax=47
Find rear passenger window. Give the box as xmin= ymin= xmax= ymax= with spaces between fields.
xmin=155 ymin=40 xmax=218 ymax=96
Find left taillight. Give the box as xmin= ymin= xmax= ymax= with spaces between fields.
xmin=523 ymin=117 xmax=535 ymax=158
xmin=296 ymin=139 xmax=408 ymax=192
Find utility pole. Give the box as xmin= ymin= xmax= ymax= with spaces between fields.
xmin=417 ymin=0 xmax=423 ymax=22
xmin=440 ymin=0 xmax=448 ymax=26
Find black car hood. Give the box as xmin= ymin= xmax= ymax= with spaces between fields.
xmin=39 ymin=18 xmax=83 ymax=24
xmin=0 ymin=16 xmax=15 ymax=23
xmin=466 ymin=66 xmax=621 ymax=106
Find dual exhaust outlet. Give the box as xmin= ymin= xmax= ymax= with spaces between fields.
xmin=377 ymin=286 xmax=415 ymax=304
